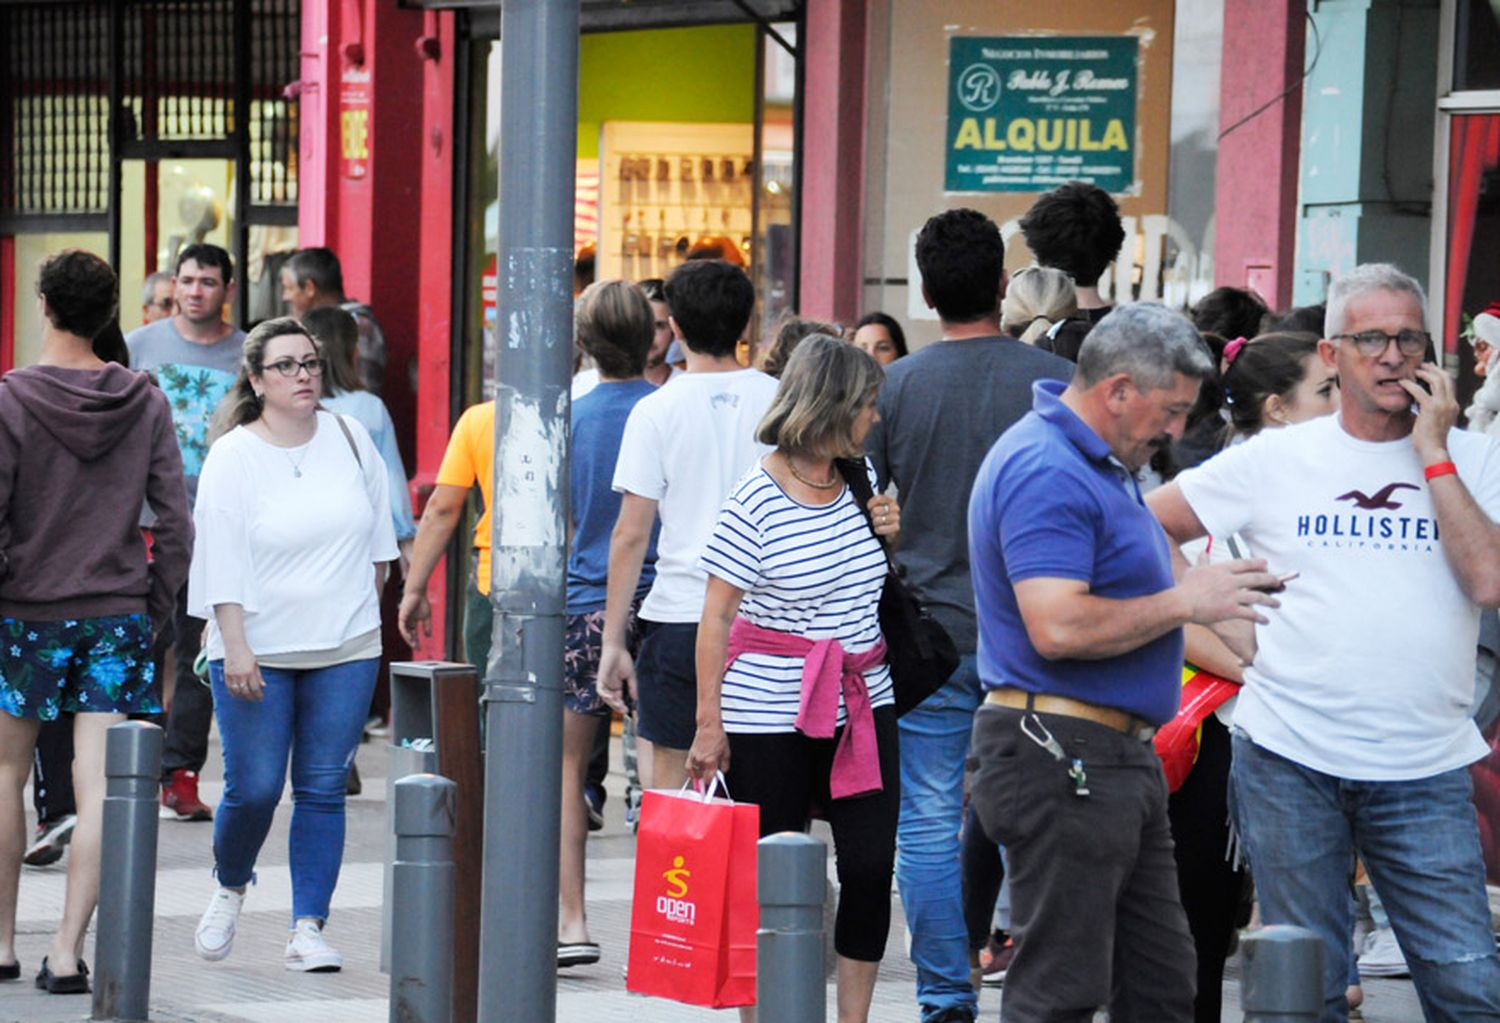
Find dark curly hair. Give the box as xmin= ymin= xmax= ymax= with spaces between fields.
xmin=1018 ymin=181 xmax=1126 ymax=287
xmin=914 ymin=208 xmax=1005 ymax=323
xmin=37 ymin=250 xmax=119 ymax=339
xmin=662 ymin=260 xmax=755 ymax=358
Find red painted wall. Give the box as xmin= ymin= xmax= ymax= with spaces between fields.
xmin=1213 ymin=0 xmax=1304 ymax=311
xmin=300 ymin=0 xmax=450 ymax=649
xmin=412 ymin=9 xmax=457 ymax=656
xmin=299 ymin=0 xmax=425 ymax=469
xmin=798 ymin=0 xmax=867 ymax=325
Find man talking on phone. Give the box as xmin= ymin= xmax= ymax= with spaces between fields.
xmin=1151 ymin=263 xmax=1500 ymax=1022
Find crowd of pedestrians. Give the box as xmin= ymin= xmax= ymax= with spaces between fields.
xmin=1 ymin=176 xmax=1499 ymax=1023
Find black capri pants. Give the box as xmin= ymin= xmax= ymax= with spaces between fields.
xmin=726 ymin=704 xmax=900 ymax=962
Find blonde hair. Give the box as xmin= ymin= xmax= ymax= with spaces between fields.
xmin=757 ymin=334 xmax=882 ymax=458
xmin=1001 ymin=266 xmax=1078 ymax=345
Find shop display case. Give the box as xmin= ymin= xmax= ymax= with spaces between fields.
xmin=596 ymin=120 xmax=756 ymax=282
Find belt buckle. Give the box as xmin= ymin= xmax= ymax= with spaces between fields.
xmin=1129 ymin=721 xmax=1157 ymax=743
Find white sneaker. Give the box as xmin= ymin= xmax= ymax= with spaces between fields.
xmin=284 ymin=919 xmax=342 ymax=972
xmin=1357 ymin=926 xmax=1410 ymax=978
xmin=195 ymin=887 xmax=244 ymax=961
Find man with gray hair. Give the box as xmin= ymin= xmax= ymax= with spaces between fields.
xmin=1151 ymin=263 xmax=1500 ymax=1020
xmin=141 ymin=270 xmax=174 ymax=323
xmin=967 ymin=303 xmax=1280 ymax=1020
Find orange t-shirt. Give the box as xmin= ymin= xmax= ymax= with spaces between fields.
xmin=435 ymin=401 xmax=495 ymax=592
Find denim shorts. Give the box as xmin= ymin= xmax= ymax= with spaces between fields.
xmin=0 ymin=614 xmax=159 ymax=721
xmin=562 ymin=606 xmax=639 ymax=718
xmin=633 ymin=619 xmax=698 ymax=749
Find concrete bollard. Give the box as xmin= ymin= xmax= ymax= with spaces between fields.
xmin=390 ymin=774 xmax=457 ymax=1023
xmin=1240 ymin=925 xmax=1326 ymax=1022
xmin=92 ymin=721 xmax=164 ymax=1023
xmin=757 ymin=832 xmax=827 ymax=1023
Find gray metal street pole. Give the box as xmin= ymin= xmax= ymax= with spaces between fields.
xmin=477 ymin=0 xmax=579 ymax=1019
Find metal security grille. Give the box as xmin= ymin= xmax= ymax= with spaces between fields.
xmin=1 ymin=0 xmax=300 ymax=224
xmin=248 ymin=0 xmax=299 ymax=205
xmin=1 ymin=2 xmax=112 ymax=219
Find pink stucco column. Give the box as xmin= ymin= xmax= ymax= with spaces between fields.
xmin=798 ymin=0 xmax=867 ymax=325
xmin=1213 ymin=0 xmax=1305 ymax=311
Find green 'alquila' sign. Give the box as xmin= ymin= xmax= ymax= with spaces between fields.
xmin=945 ymin=35 xmax=1139 ymax=194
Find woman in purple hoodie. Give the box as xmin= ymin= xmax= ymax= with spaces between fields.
xmin=0 ymin=251 xmax=192 ymax=995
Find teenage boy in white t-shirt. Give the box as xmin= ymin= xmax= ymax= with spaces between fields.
xmin=1150 ymin=263 xmax=1500 ymax=1021
xmin=597 ymin=259 xmax=777 ymax=791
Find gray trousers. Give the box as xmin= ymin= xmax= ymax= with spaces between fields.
xmin=969 ymin=704 xmax=1196 ymax=1023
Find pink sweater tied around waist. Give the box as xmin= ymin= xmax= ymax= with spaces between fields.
xmin=724 ymin=617 xmax=888 ymax=799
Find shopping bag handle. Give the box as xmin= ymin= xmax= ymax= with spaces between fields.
xmin=679 ymin=770 xmax=732 ymax=804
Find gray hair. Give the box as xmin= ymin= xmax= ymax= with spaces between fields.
xmin=141 ymin=271 xmax=173 ymax=305
xmin=1325 ymin=263 xmax=1427 ymax=338
xmin=1075 ymin=303 xmax=1213 ymax=389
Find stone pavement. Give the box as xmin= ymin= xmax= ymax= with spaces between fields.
xmin=1 ymin=728 xmax=1426 ymax=1023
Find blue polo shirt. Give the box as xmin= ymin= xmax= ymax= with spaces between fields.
xmin=968 ymin=379 xmax=1183 ymax=724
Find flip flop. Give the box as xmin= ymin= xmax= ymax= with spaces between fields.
xmin=35 ymin=957 xmax=89 ymax=994
xmin=557 ymin=941 xmax=601 ymax=968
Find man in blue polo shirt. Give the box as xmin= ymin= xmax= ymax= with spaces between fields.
xmin=967 ymin=304 xmax=1281 ymax=1021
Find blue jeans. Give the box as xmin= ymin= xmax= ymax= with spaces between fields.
xmin=1230 ymin=731 xmax=1500 ymax=1023
xmin=210 ymin=658 xmax=378 ymax=923
xmin=897 ymin=655 xmax=982 ymax=1018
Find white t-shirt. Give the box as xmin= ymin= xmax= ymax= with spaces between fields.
xmin=1177 ymin=414 xmax=1500 ymax=780
xmin=189 ymin=411 xmax=399 ymax=660
xmin=613 ymin=368 xmax=778 ymax=622
xmin=699 ymin=462 xmax=894 ymax=733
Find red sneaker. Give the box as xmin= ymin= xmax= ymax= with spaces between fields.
xmin=161 ymin=769 xmax=213 ymax=822
xmin=980 ymin=935 xmax=1015 ymax=987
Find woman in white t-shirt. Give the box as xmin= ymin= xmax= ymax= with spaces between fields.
xmin=689 ymin=336 xmax=901 ymax=1023
xmin=186 ymin=318 xmax=397 ymax=974
xmin=1170 ymin=331 xmax=1337 ymax=1023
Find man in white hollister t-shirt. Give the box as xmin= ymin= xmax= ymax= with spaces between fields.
xmin=597 ymin=259 xmax=778 ymax=793
xmin=1151 ymin=263 xmax=1500 ymax=1021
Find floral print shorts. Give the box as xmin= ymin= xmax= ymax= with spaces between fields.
xmin=563 ymin=605 xmax=639 ymax=718
xmin=0 ymin=614 xmax=159 ymax=721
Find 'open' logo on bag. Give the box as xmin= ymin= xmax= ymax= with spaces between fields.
xmin=657 ymin=855 xmax=697 ymax=926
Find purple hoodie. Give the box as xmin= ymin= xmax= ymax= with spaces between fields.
xmin=0 ymin=363 xmax=191 ymax=629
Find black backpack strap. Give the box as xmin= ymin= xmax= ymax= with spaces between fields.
xmin=835 ymin=457 xmax=895 ymax=564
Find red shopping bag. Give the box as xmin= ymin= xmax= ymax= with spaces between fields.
xmin=626 ymin=776 xmax=759 ymax=1008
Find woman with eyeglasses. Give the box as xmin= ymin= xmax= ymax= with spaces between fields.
xmin=186 ymin=318 xmax=397 ymax=973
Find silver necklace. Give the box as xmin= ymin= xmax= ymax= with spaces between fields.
xmin=286 ymin=444 xmax=311 ymax=478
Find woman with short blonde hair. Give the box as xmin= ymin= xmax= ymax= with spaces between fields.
xmin=1001 ymin=266 xmax=1077 ymax=345
xmin=689 ymin=335 xmax=902 ymax=1023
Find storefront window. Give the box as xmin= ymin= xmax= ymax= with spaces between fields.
xmin=1455 ymin=0 xmax=1500 ymax=91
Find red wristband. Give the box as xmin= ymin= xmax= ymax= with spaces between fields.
xmin=1424 ymin=460 xmax=1458 ymax=482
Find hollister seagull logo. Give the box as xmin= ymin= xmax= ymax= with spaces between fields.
xmin=1335 ymin=482 xmax=1419 ymax=510
xmin=657 ymin=855 xmax=696 ymax=926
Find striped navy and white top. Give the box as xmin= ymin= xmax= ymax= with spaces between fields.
xmin=699 ymin=460 xmax=894 ymax=734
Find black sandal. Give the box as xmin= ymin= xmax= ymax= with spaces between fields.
xmin=0 ymin=960 xmax=19 ymax=981
xmin=35 ymin=957 xmax=89 ymax=994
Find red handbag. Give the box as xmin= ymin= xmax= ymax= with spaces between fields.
xmin=1153 ymin=664 xmax=1240 ymax=792
xmin=626 ymin=775 xmax=759 ymax=1008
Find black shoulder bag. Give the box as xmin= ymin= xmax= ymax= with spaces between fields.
xmin=835 ymin=458 xmax=960 ymax=716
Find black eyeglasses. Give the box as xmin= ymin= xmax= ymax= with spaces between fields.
xmin=1332 ymin=330 xmax=1430 ymax=357
xmin=265 ymin=357 xmax=325 ymax=378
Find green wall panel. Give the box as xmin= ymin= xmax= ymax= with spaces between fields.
xmin=577 ymin=24 xmax=759 ymax=160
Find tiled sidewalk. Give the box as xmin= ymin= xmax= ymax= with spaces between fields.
xmin=0 ymin=734 xmax=1425 ymax=1023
